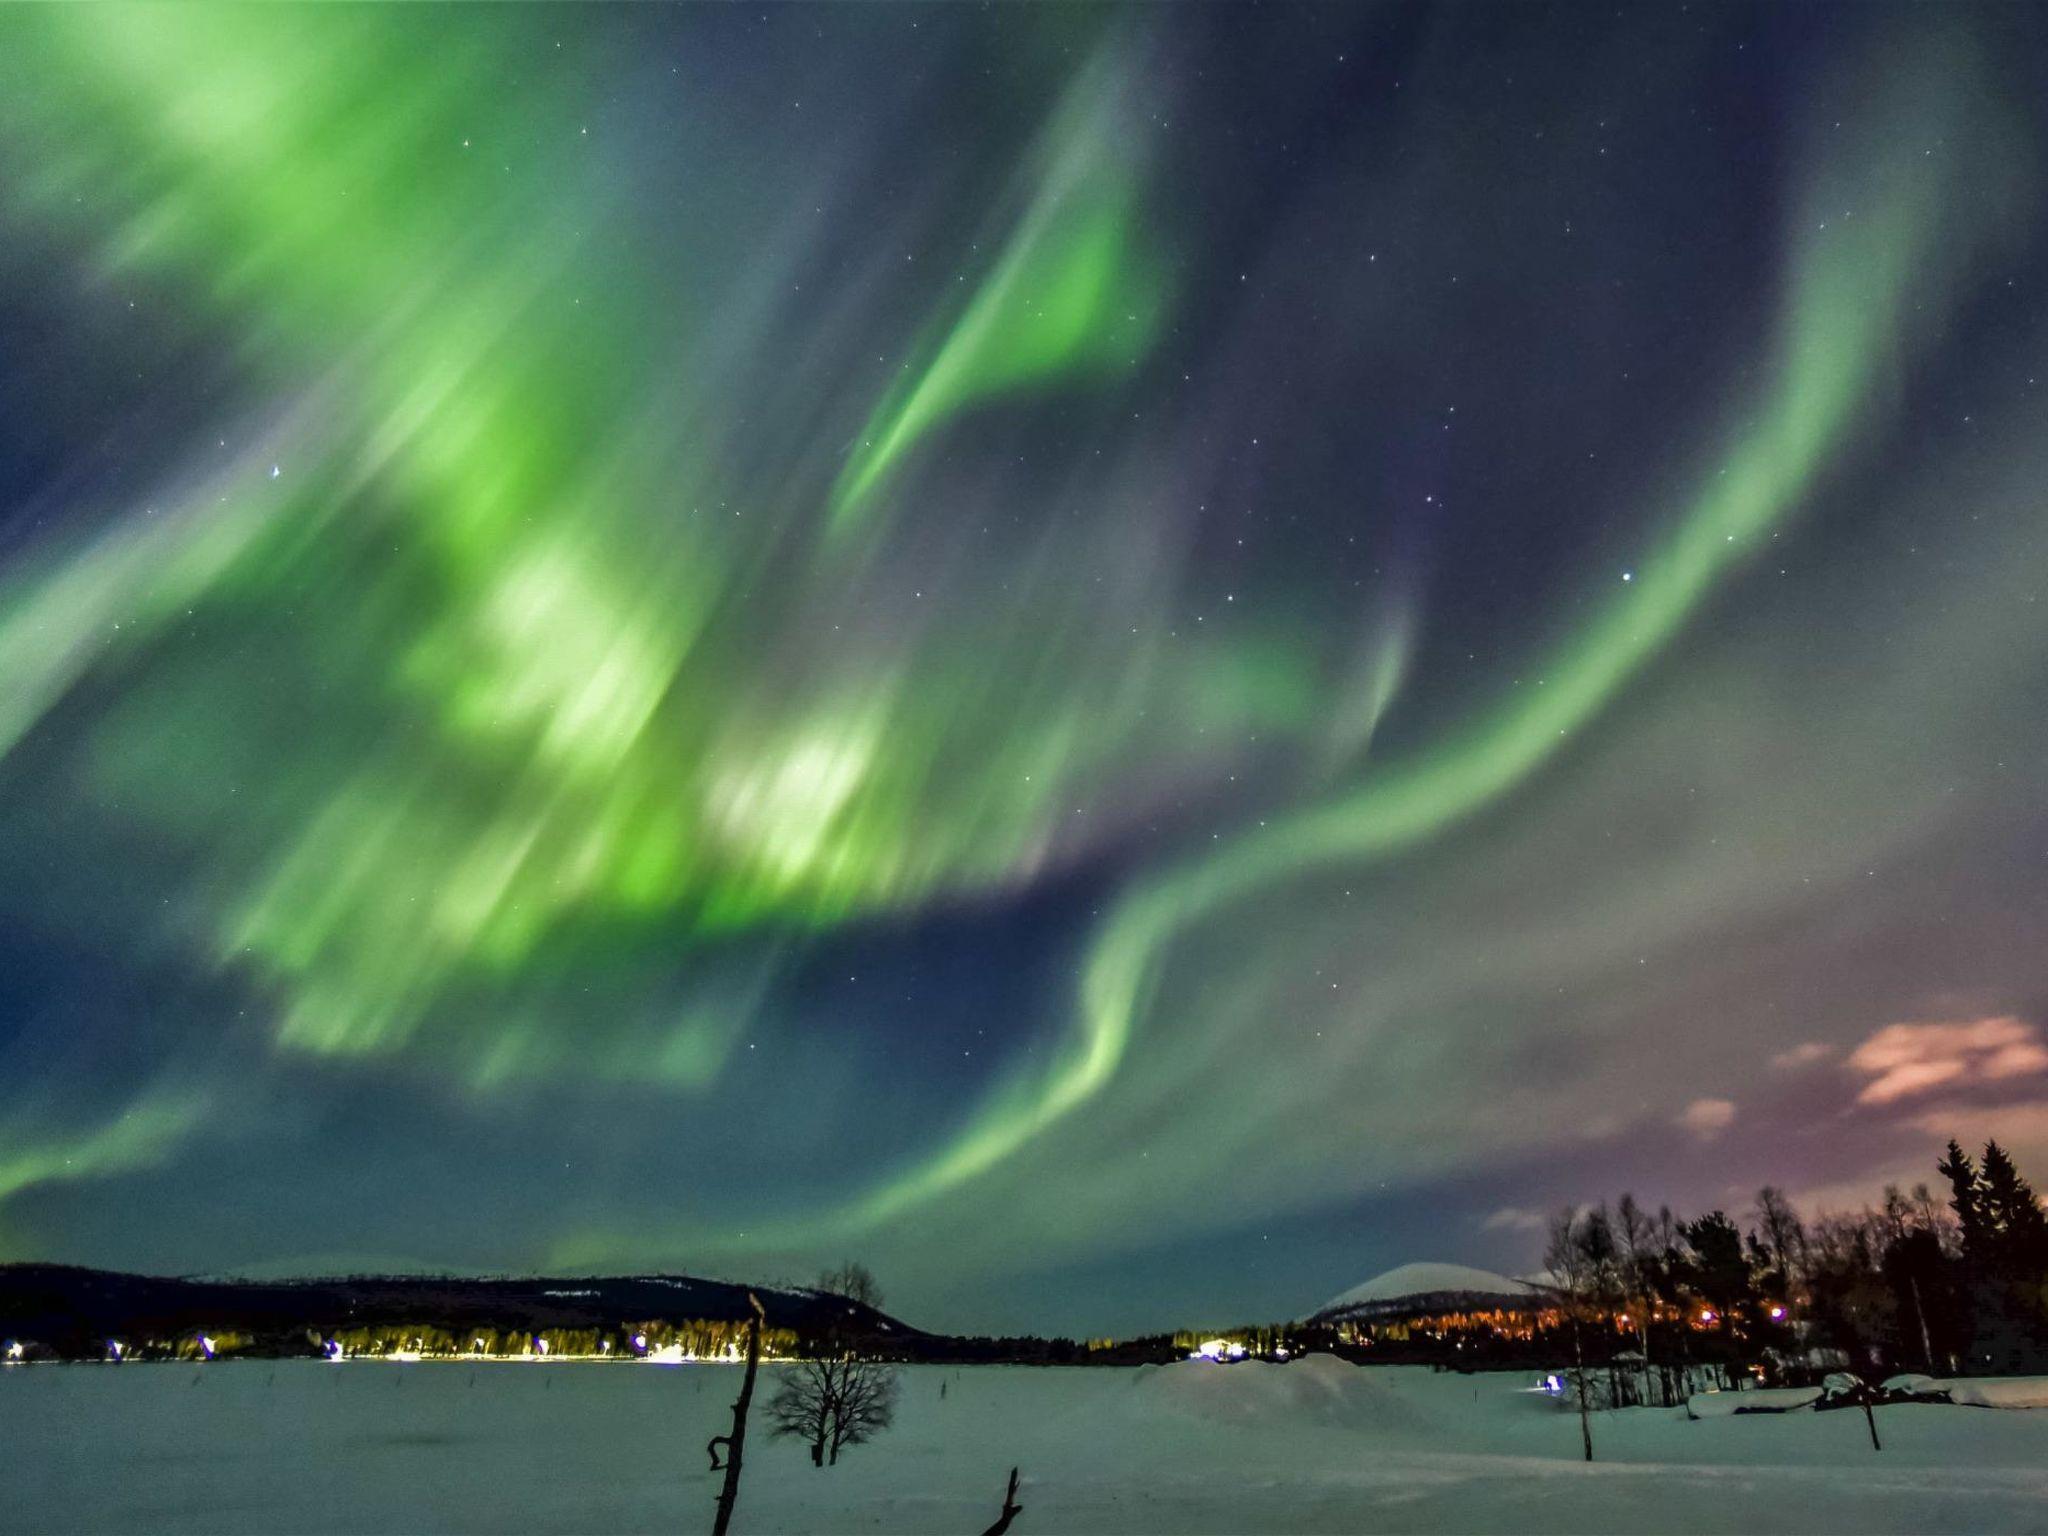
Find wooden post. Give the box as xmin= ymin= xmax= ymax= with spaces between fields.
xmin=708 ymin=1294 xmax=766 ymax=1536
xmin=982 ymin=1466 xmax=1024 ymax=1536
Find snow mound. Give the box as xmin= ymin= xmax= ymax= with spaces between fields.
xmin=1938 ymin=1376 xmax=2048 ymax=1409
xmin=1317 ymin=1262 xmax=1534 ymax=1316
xmin=1141 ymin=1354 xmax=1362 ymax=1425
xmin=1136 ymin=1355 xmax=1481 ymax=1440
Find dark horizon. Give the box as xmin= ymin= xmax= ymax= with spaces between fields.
xmin=6 ymin=1127 xmax=2024 ymax=1340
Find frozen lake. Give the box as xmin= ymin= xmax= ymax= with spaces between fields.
xmin=5 ymin=1357 xmax=2047 ymax=1533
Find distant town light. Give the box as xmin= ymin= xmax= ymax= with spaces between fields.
xmin=1768 ymin=1305 xmax=1786 ymax=1320
xmin=5 ymin=1340 xmax=22 ymax=1361
xmin=199 ymin=1336 xmax=216 ymax=1359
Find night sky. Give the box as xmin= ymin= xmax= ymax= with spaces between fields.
xmin=2 ymin=4 xmax=2047 ymax=1337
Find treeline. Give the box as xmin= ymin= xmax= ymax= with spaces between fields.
xmin=8 ymin=1318 xmax=809 ymax=1364
xmin=1547 ymin=1138 xmax=2048 ymax=1391
xmin=322 ymin=1318 xmax=803 ymax=1361
xmin=0 ymin=1264 xmax=900 ymax=1363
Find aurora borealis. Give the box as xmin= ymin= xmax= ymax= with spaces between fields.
xmin=3 ymin=4 xmax=2047 ymax=1335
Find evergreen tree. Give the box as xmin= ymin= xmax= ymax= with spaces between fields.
xmin=1937 ymin=1140 xmax=1988 ymax=1261
xmin=1978 ymin=1142 xmax=2048 ymax=1269
xmin=1678 ymin=1212 xmax=1752 ymax=1315
xmin=1935 ymin=1139 xmax=2048 ymax=1372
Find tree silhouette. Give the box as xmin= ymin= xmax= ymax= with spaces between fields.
xmin=816 ymin=1261 xmax=884 ymax=1312
xmin=769 ymin=1354 xmax=899 ymax=1466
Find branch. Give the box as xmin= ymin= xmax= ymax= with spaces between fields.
xmin=981 ymin=1466 xmax=1024 ymax=1536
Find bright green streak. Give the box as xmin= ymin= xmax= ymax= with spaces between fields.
xmin=840 ymin=40 xmax=2018 ymax=1229
xmin=829 ymin=72 xmax=1168 ymax=535
xmin=0 ymin=1093 xmax=207 ymax=1211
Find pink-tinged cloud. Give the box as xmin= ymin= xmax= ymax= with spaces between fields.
xmin=1848 ymin=1016 xmax=2048 ymax=1105
xmin=1911 ymin=1100 xmax=2048 ymax=1143
xmin=1771 ymin=1041 xmax=1833 ymax=1071
xmin=1679 ymin=1098 xmax=1736 ymax=1137
xmin=1909 ymin=1100 xmax=2048 ymax=1179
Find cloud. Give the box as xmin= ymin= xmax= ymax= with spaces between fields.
xmin=1848 ymin=1017 xmax=2048 ymax=1106
xmin=1479 ymin=1206 xmax=1547 ymax=1233
xmin=1910 ymin=1099 xmax=2048 ymax=1146
xmin=1679 ymin=1098 xmax=1737 ymax=1138
xmin=1771 ymin=1041 xmax=1833 ymax=1071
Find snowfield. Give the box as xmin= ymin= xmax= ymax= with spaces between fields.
xmin=4 ymin=1356 xmax=2047 ymax=1534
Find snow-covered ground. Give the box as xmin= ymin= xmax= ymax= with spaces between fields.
xmin=4 ymin=1356 xmax=2046 ymax=1534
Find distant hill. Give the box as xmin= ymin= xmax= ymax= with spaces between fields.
xmin=0 ymin=1262 xmax=912 ymax=1357
xmin=1309 ymin=1262 xmax=1538 ymax=1324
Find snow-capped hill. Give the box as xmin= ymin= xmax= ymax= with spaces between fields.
xmin=1312 ymin=1262 xmax=1534 ymax=1321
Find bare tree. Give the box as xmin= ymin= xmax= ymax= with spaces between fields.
xmin=1544 ymin=1207 xmax=1597 ymax=1462
xmin=1615 ymin=1194 xmax=1657 ymax=1405
xmin=827 ymin=1355 xmax=898 ymax=1463
xmin=708 ymin=1293 xmax=765 ymax=1536
xmin=769 ymin=1357 xmax=839 ymax=1467
xmin=769 ymin=1354 xmax=899 ymax=1466
xmin=1753 ymin=1185 xmax=1808 ymax=1298
xmin=815 ymin=1261 xmax=884 ymax=1312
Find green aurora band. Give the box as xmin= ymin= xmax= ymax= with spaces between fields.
xmin=0 ymin=9 xmax=1204 ymax=1216
xmin=0 ymin=11 xmax=1178 ymax=1063
xmin=828 ymin=49 xmax=1170 ymax=537
xmin=816 ymin=35 xmax=2028 ymax=1238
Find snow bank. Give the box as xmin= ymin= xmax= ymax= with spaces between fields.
xmin=1937 ymin=1376 xmax=2048 ymax=1409
xmin=1687 ymin=1386 xmax=1822 ymax=1418
xmin=1136 ymin=1353 xmax=1490 ymax=1437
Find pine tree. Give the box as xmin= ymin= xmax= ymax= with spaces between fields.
xmin=1937 ymin=1141 xmax=1988 ymax=1263
xmin=1978 ymin=1142 xmax=2048 ymax=1269
xmin=1937 ymin=1140 xmax=2048 ymax=1372
xmin=1679 ymin=1212 xmax=1752 ymax=1315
